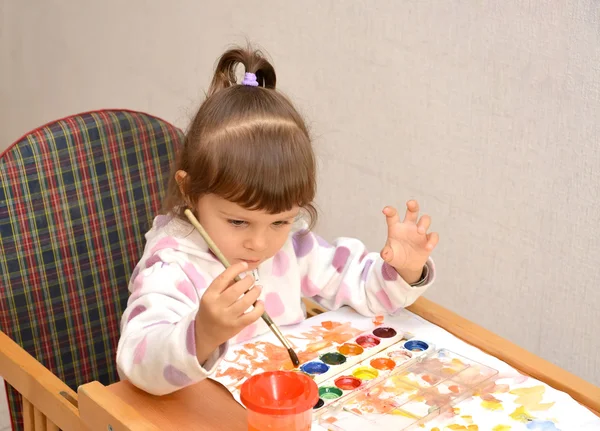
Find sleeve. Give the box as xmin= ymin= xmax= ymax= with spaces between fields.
xmin=116 ymin=260 xmax=227 ymax=395
xmin=293 ymin=228 xmax=436 ymax=316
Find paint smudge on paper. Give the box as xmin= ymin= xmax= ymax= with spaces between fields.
xmin=509 ymin=386 xmax=555 ymax=411
xmin=526 ymin=420 xmax=561 ymax=430
xmin=492 ymin=426 xmax=511 ymax=431
xmin=481 ymin=399 xmax=503 ymax=411
xmin=509 ymin=406 xmax=536 ymax=422
xmin=216 ymin=320 xmax=362 ymax=391
xmin=477 ymin=381 xmax=511 ymax=397
xmin=461 ymin=415 xmax=473 ymax=424
xmin=373 ymin=315 xmax=385 ymax=326
xmin=445 ymin=425 xmax=479 ymax=430
xmin=477 ymin=380 xmax=511 ymax=411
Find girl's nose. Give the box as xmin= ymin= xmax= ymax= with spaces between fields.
xmin=244 ymin=235 xmax=268 ymax=252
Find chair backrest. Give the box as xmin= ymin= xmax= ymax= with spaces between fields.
xmin=0 ymin=110 xmax=182 ymax=430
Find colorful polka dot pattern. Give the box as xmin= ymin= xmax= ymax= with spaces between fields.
xmin=265 ymin=292 xmax=285 ymax=317
xmin=272 ymin=251 xmax=289 ymax=276
xmin=332 ymin=246 xmax=351 ymax=273
xmin=292 ymin=230 xmax=314 ymax=257
xmin=177 ymin=279 xmax=198 ymax=303
xmin=382 ymin=262 xmax=399 ymax=281
xmin=127 ymin=305 xmax=147 ymax=322
xmin=186 ymin=321 xmax=196 ymax=355
xmin=163 ymin=365 xmax=192 ymax=387
xmin=133 ymin=336 xmax=148 ymax=364
xmin=361 ymin=260 xmax=373 ymax=282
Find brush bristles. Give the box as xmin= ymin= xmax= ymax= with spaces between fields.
xmin=288 ymin=348 xmax=300 ymax=368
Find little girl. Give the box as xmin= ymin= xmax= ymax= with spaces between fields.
xmin=117 ymin=46 xmax=439 ymax=395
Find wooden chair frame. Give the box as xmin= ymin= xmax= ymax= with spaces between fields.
xmin=0 ymin=331 xmax=157 ymax=431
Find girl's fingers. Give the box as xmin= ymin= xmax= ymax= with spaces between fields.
xmin=382 ymin=206 xmax=401 ymax=237
xmin=228 ymin=284 xmax=263 ymax=316
xmin=207 ymin=261 xmax=249 ymax=296
xmin=219 ymin=274 xmax=256 ymax=307
xmin=380 ymin=244 xmax=394 ymax=263
xmin=417 ymin=215 xmax=431 ymax=234
xmin=426 ymin=232 xmax=439 ymax=251
xmin=238 ymin=300 xmax=265 ymax=327
xmin=403 ymin=200 xmax=419 ymax=224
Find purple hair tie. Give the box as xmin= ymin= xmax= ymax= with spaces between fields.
xmin=242 ymin=72 xmax=259 ymax=87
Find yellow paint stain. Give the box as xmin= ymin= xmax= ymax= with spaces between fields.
xmin=431 ymin=428 xmax=440 ymax=431
xmin=390 ymin=409 xmax=420 ymax=419
xmin=481 ymin=399 xmax=503 ymax=411
xmin=446 ymin=425 xmax=467 ymax=430
xmin=467 ymin=426 xmax=478 ymax=431
xmin=461 ymin=415 xmax=473 ymax=424
xmin=509 ymin=406 xmax=535 ymax=422
xmin=509 ymin=386 xmax=555 ymax=411
xmin=453 ymin=407 xmax=460 ymax=415
xmin=492 ymin=426 xmax=511 ymax=431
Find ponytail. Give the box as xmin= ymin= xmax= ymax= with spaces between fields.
xmin=208 ymin=46 xmax=277 ymax=96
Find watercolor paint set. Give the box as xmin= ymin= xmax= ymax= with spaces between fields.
xmin=311 ymin=338 xmax=435 ymax=416
xmin=297 ymin=325 xmax=409 ymax=385
xmin=316 ymin=348 xmax=499 ymax=430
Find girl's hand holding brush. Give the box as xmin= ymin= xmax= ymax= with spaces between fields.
xmin=194 ymin=261 xmax=264 ymax=364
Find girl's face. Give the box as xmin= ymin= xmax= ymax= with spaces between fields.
xmin=195 ymin=194 xmax=300 ymax=270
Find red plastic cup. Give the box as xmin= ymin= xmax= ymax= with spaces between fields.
xmin=240 ymin=370 xmax=319 ymax=431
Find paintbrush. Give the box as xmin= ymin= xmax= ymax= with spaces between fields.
xmin=184 ymin=208 xmax=300 ymax=367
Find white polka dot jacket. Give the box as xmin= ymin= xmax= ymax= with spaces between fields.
xmin=116 ymin=214 xmax=436 ymax=395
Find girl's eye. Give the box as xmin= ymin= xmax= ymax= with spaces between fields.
xmin=228 ymin=219 xmax=247 ymax=227
xmin=272 ymin=221 xmax=290 ymax=227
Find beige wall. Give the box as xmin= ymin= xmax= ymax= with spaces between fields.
xmin=1 ymin=1 xmax=599 ymax=386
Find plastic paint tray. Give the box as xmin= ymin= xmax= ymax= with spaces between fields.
xmin=311 ymin=338 xmax=434 ymax=418
xmin=317 ymin=349 xmax=498 ymax=431
xmin=297 ymin=325 xmax=406 ymax=385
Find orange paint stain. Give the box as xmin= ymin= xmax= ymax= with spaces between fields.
xmin=373 ymin=315 xmax=385 ymax=326
xmin=216 ymin=320 xmax=362 ymax=391
xmin=422 ymin=374 xmax=436 ymax=384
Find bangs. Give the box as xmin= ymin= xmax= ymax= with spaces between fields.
xmin=198 ymin=120 xmax=316 ymax=214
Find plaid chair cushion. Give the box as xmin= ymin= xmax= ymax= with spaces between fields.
xmin=0 ymin=110 xmax=181 ymax=430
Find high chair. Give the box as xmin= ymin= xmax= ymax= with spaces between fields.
xmin=0 ymin=110 xmax=182 ymax=430
xmin=1 ymin=330 xmax=160 ymax=430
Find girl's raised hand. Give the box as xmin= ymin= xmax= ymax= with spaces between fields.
xmin=380 ymin=200 xmax=439 ymax=284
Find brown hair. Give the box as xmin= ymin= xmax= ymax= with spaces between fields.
xmin=163 ymin=45 xmax=317 ymax=227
